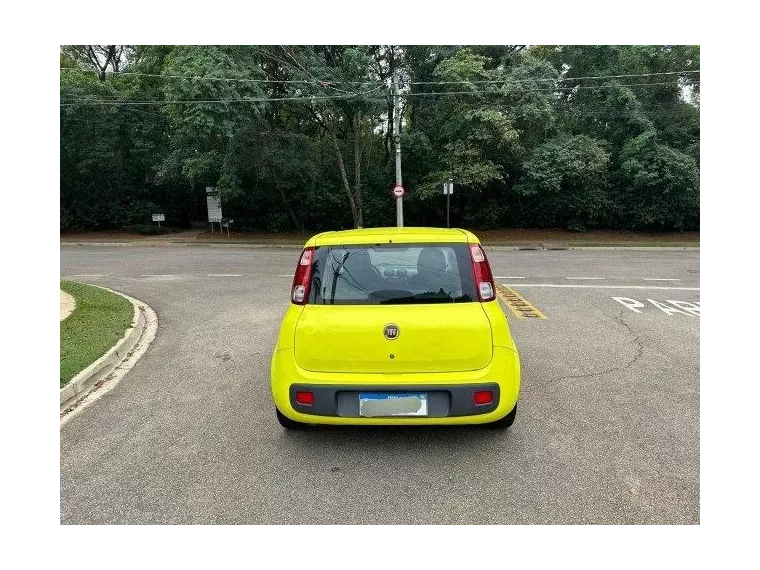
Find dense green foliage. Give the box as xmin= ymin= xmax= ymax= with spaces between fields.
xmin=60 ymin=45 xmax=699 ymax=232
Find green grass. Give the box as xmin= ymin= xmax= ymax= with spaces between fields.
xmin=60 ymin=281 xmax=134 ymax=389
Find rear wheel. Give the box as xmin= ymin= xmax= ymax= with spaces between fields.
xmin=485 ymin=404 xmax=517 ymax=429
xmin=276 ymin=408 xmax=305 ymax=430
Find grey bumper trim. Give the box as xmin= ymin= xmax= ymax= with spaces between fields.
xmin=289 ymin=382 xmax=500 ymax=418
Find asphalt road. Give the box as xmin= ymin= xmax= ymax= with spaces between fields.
xmin=60 ymin=245 xmax=700 ymax=524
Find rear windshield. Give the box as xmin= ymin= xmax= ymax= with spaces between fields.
xmin=308 ymin=243 xmax=477 ymax=305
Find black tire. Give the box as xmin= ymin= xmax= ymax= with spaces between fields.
xmin=485 ymin=404 xmax=517 ymax=429
xmin=276 ymin=408 xmax=305 ymax=430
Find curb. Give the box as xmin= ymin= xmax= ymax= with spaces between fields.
xmin=61 ymin=241 xmax=304 ymax=249
xmin=562 ymin=246 xmax=699 ymax=251
xmin=483 ymin=245 xmax=699 ymax=251
xmin=60 ymin=285 xmax=158 ymax=417
xmin=61 ymin=241 xmax=698 ymax=251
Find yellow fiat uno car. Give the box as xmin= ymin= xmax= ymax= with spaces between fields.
xmin=270 ymin=227 xmax=521 ymax=429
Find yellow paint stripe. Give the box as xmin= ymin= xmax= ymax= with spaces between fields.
xmin=496 ymin=284 xmax=548 ymax=320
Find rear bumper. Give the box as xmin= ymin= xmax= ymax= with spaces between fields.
xmin=270 ymin=346 xmax=520 ymax=425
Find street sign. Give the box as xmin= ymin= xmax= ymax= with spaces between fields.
xmin=392 ymin=185 xmax=406 ymax=198
xmin=152 ymin=213 xmax=165 ymax=222
xmin=206 ymin=187 xmax=223 ymax=223
xmin=443 ymin=180 xmax=454 ymax=195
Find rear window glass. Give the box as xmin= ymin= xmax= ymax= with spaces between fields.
xmin=308 ymin=243 xmax=477 ymax=305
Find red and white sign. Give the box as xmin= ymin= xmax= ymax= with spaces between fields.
xmin=392 ymin=185 xmax=406 ymax=198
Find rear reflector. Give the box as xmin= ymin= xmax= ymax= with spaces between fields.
xmin=295 ymin=391 xmax=314 ymax=406
xmin=473 ymin=390 xmax=493 ymax=406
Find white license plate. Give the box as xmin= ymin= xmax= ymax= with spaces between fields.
xmin=359 ymin=392 xmax=428 ymax=417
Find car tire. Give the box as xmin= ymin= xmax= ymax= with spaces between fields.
xmin=485 ymin=404 xmax=517 ymax=429
xmin=276 ymin=408 xmax=305 ymax=430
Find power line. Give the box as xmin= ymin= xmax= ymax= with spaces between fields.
xmin=60 ymin=67 xmax=699 ymax=88
xmin=60 ymin=81 xmax=699 ymax=107
xmin=409 ymin=70 xmax=700 ymax=85
xmin=59 ymin=89 xmax=388 ymax=107
xmin=403 ymin=82 xmax=696 ymax=97
xmin=321 ymin=83 xmax=388 ymax=99
xmin=60 ymin=67 xmax=351 ymax=86
xmin=61 ymin=67 xmax=378 ymax=87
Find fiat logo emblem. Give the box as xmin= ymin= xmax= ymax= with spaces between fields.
xmin=384 ymin=324 xmax=400 ymax=340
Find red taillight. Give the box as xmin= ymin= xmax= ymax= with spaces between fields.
xmin=291 ymin=247 xmax=315 ymax=304
xmin=473 ymin=390 xmax=493 ymax=406
xmin=295 ymin=391 xmax=314 ymax=406
xmin=469 ymin=244 xmax=495 ymax=301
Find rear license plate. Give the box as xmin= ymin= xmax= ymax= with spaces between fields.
xmin=359 ymin=392 xmax=428 ymax=417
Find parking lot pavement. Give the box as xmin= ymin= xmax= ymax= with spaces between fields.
xmin=60 ymin=246 xmax=699 ymax=524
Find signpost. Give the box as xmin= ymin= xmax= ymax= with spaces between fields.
xmin=206 ymin=187 xmax=223 ymax=233
xmin=443 ymin=179 xmax=454 ymax=228
xmin=152 ymin=213 xmax=165 ymax=229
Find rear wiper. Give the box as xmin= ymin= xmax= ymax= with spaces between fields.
xmin=379 ymin=297 xmax=416 ymax=305
xmin=379 ymin=293 xmax=456 ymax=305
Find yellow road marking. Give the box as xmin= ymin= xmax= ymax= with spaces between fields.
xmin=496 ymin=284 xmax=548 ymax=320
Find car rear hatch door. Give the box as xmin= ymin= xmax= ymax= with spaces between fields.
xmin=294 ymin=304 xmax=493 ymax=373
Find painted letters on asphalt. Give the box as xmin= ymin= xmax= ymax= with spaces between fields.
xmin=612 ymin=297 xmax=700 ymax=316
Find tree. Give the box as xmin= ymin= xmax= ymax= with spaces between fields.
xmin=61 ymin=45 xmax=133 ymax=80
xmin=220 ymin=126 xmax=317 ymax=231
xmin=403 ymin=48 xmax=559 ymax=227
xmin=158 ymin=46 xmax=264 ymax=187
xmin=271 ymin=45 xmax=382 ymax=228
xmin=617 ymin=131 xmax=699 ymax=230
xmin=60 ymin=45 xmax=700 ymax=233
xmin=515 ymin=135 xmax=612 ymax=231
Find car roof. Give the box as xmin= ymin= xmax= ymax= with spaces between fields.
xmin=304 ymin=227 xmax=480 ymax=248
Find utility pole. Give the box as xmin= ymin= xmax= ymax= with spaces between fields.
xmin=393 ymin=71 xmax=403 ymax=227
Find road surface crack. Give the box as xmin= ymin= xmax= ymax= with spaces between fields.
xmin=553 ymin=310 xmax=644 ymax=383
